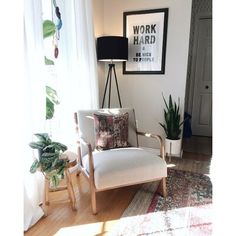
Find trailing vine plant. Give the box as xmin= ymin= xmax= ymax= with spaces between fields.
xmin=43 ymin=0 xmax=63 ymax=120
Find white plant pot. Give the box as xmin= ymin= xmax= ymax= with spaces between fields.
xmin=165 ymin=138 xmax=182 ymax=157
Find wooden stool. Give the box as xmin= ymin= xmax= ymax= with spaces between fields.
xmin=43 ymin=151 xmax=78 ymax=216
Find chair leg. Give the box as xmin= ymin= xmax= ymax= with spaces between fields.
xmin=157 ymin=177 xmax=167 ymax=197
xmin=90 ymin=184 xmax=97 ymax=214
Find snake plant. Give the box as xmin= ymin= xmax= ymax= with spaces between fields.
xmin=159 ymin=94 xmax=185 ymax=140
xmin=29 ymin=133 xmax=68 ymax=187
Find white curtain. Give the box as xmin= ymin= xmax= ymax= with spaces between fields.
xmin=24 ymin=0 xmax=46 ymax=231
xmin=52 ymin=0 xmax=99 ymax=149
xmin=23 ymin=0 xmax=99 ymax=230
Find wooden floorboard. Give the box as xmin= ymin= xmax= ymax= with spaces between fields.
xmin=24 ymin=152 xmax=211 ymax=236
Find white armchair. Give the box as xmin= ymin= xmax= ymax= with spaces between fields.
xmin=74 ymin=108 xmax=167 ymax=214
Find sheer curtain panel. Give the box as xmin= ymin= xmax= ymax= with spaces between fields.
xmin=52 ymin=0 xmax=99 ymax=148
xmin=23 ymin=0 xmax=99 ymax=230
xmin=24 ymin=0 xmax=46 ymax=231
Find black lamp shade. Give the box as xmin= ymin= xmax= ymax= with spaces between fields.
xmin=97 ymin=36 xmax=128 ymax=62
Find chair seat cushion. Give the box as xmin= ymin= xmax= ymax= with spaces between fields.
xmin=82 ymin=147 xmax=167 ymax=190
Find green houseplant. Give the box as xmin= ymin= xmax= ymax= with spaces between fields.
xmin=159 ymin=94 xmax=186 ymax=157
xmin=159 ymin=94 xmax=185 ymax=140
xmin=29 ymin=133 xmax=68 ymax=187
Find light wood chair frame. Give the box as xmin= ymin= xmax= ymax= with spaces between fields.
xmin=74 ymin=111 xmax=167 ymax=214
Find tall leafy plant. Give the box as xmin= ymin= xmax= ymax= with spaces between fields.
xmin=29 ymin=133 xmax=68 ymax=187
xmin=159 ymin=94 xmax=185 ymax=140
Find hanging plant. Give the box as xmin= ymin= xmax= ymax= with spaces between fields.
xmin=43 ymin=1 xmax=62 ymax=64
xmin=43 ymin=0 xmax=63 ymax=120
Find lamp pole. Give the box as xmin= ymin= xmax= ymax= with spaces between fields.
xmin=101 ymin=63 xmax=122 ymax=108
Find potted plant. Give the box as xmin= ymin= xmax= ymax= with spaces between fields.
xmin=159 ymin=94 xmax=186 ymax=157
xmin=29 ymin=133 xmax=68 ymax=187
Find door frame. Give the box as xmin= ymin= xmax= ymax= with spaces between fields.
xmin=186 ymin=13 xmax=212 ymax=123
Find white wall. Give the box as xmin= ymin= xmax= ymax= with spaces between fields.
xmin=93 ymin=0 xmax=192 ymax=148
xmin=92 ymin=0 xmax=105 ymax=101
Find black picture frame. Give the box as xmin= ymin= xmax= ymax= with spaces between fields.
xmin=123 ymin=8 xmax=168 ymax=74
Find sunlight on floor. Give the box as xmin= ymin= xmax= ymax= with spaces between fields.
xmin=54 ymin=203 xmax=212 ymax=236
xmin=167 ymin=163 xmax=176 ymax=168
xmin=54 ymin=220 xmax=118 ymax=236
xmin=109 ymin=204 xmax=212 ymax=235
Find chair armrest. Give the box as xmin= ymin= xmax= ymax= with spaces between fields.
xmin=77 ymin=137 xmax=95 ymax=181
xmin=137 ymin=131 xmax=165 ymax=160
xmin=74 ymin=112 xmax=95 ymax=183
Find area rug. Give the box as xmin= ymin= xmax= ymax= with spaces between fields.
xmin=109 ymin=169 xmax=212 ymax=236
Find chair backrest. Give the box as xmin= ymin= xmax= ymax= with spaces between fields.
xmin=77 ymin=108 xmax=138 ymax=157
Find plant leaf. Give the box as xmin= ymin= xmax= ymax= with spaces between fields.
xmin=50 ymin=142 xmax=68 ymax=152
xmin=43 ymin=20 xmax=56 ymax=38
xmin=169 ymin=95 xmax=173 ymax=109
xmin=44 ymin=56 xmax=55 ymax=65
xmin=51 ymin=174 xmax=60 ymax=188
xmin=162 ymin=93 xmax=169 ymax=110
xmin=30 ymin=159 xmax=40 ymax=173
xmin=159 ymin=122 xmax=167 ymax=136
xmin=29 ymin=141 xmax=45 ymax=150
xmin=46 ymin=97 xmax=54 ymax=119
xmin=41 ymin=152 xmax=57 ymax=158
xmin=56 ymin=164 xmax=66 ymax=176
xmin=46 ymin=86 xmax=60 ymax=105
xmin=34 ymin=133 xmax=50 ymax=142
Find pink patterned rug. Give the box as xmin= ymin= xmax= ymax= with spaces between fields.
xmin=109 ymin=169 xmax=212 ymax=236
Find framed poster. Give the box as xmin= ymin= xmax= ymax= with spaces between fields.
xmin=123 ymin=8 xmax=168 ymax=74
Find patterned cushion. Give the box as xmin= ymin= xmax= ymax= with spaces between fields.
xmin=93 ymin=112 xmax=129 ymax=150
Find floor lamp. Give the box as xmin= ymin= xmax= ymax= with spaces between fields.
xmin=97 ymin=36 xmax=128 ymax=108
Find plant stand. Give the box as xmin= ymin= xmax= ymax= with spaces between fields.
xmin=166 ymin=149 xmax=183 ymax=163
xmin=43 ymin=157 xmax=77 ymax=216
xmin=165 ymin=138 xmax=183 ymax=162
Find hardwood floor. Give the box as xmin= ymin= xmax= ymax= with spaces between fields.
xmin=24 ymin=151 xmax=211 ymax=236
xmin=183 ymin=135 xmax=212 ymax=156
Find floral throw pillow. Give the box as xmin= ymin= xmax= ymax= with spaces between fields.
xmin=93 ymin=112 xmax=129 ymax=150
